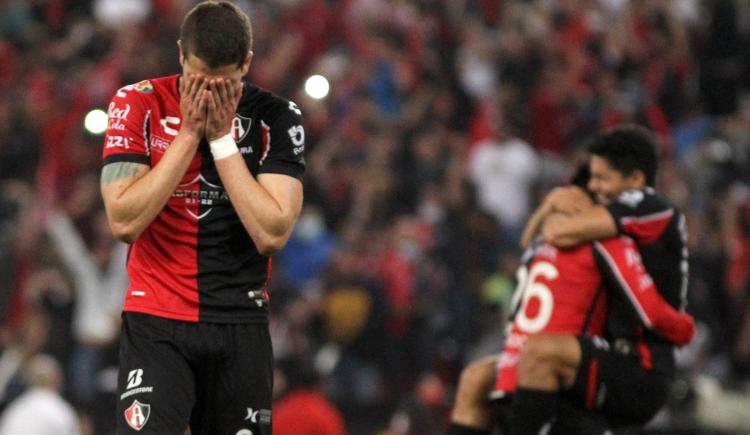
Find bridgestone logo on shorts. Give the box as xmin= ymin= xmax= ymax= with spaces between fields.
xmin=121 ymin=386 xmax=154 ymax=400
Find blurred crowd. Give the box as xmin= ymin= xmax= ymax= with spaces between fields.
xmin=1 ymin=0 xmax=750 ymax=433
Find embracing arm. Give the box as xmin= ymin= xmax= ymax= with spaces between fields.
xmin=594 ymin=238 xmax=695 ymax=346
xmin=520 ymin=201 xmax=552 ymax=249
xmin=522 ymin=185 xmax=605 ymax=248
xmin=542 ymin=205 xmax=617 ymax=248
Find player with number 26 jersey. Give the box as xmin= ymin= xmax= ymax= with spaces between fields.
xmin=102 ymin=75 xmax=305 ymax=323
xmin=492 ymin=236 xmax=694 ymax=398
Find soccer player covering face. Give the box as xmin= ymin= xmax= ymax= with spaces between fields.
xmin=508 ymin=125 xmax=692 ymax=434
xmin=100 ymin=2 xmax=304 ymax=434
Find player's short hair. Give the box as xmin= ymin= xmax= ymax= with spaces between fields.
xmin=570 ymin=162 xmax=591 ymax=190
xmin=180 ymin=1 xmax=252 ymax=69
xmin=588 ymin=124 xmax=658 ymax=186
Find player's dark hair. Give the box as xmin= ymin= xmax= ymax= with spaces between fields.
xmin=570 ymin=163 xmax=591 ymax=190
xmin=180 ymin=1 xmax=252 ymax=69
xmin=588 ymin=124 xmax=658 ymax=186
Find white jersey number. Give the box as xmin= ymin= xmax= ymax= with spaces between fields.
xmin=515 ymin=261 xmax=558 ymax=333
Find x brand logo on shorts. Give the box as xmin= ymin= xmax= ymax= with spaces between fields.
xmin=124 ymin=400 xmax=151 ymax=431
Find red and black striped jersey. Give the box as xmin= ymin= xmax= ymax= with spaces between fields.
xmin=102 ymin=75 xmax=305 ymax=323
xmin=606 ymin=187 xmax=688 ymax=371
xmin=492 ymin=236 xmax=688 ymax=397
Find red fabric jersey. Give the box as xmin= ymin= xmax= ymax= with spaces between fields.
xmin=492 ymin=236 xmax=687 ymax=397
xmin=102 ymin=75 xmax=305 ymax=323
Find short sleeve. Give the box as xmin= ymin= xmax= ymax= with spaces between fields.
xmin=258 ymin=100 xmax=305 ymax=180
xmin=102 ymin=83 xmax=151 ymax=166
xmin=606 ymin=189 xmax=674 ymax=244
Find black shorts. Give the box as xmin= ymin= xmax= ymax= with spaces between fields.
xmin=490 ymin=395 xmax=610 ymax=435
xmin=116 ymin=312 xmax=273 ymax=435
xmin=568 ymin=335 xmax=669 ymax=428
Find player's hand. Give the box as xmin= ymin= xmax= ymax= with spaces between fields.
xmin=669 ymin=312 xmax=696 ymax=346
xmin=205 ymin=78 xmax=243 ymax=142
xmin=179 ymin=74 xmax=208 ymax=140
xmin=544 ymin=186 xmax=593 ymax=215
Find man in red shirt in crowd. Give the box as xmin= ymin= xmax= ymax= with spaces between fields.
xmin=273 ymin=360 xmax=347 ymax=435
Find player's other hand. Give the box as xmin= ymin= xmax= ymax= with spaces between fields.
xmin=179 ymin=74 xmax=208 ymax=140
xmin=206 ymin=78 xmax=243 ymax=142
xmin=670 ymin=312 xmax=696 ymax=347
xmin=544 ymin=186 xmax=593 ymax=215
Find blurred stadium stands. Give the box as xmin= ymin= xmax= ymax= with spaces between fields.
xmin=1 ymin=0 xmax=750 ymax=434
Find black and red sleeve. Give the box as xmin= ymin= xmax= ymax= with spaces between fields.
xmin=101 ymin=84 xmax=151 ymax=167
xmin=593 ymin=237 xmax=688 ymax=342
xmin=257 ymin=99 xmax=305 ymax=180
xmin=606 ymin=189 xmax=674 ymax=244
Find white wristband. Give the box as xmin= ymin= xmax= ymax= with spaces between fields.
xmin=209 ymin=133 xmax=239 ymax=160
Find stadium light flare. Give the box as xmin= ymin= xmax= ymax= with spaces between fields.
xmin=84 ymin=109 xmax=109 ymax=135
xmin=304 ymin=74 xmax=330 ymax=100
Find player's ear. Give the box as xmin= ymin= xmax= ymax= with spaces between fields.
xmin=241 ymin=51 xmax=253 ymax=75
xmin=177 ymin=40 xmax=186 ymax=66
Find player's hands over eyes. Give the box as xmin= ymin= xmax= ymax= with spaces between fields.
xmin=179 ymin=74 xmax=208 ymax=140
xmin=544 ymin=186 xmax=593 ymax=215
xmin=206 ymin=78 xmax=243 ymax=142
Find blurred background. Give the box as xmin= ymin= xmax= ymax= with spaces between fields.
xmin=1 ymin=0 xmax=750 ymax=434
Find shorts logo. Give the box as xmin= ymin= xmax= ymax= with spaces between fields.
xmin=124 ymin=400 xmax=151 ymax=431
xmin=245 ymin=408 xmax=271 ymax=424
xmin=127 ymin=369 xmax=143 ymax=389
xmin=121 ymin=368 xmax=154 ymax=400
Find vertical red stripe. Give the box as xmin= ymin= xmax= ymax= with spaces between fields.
xmin=638 ymin=339 xmax=653 ymax=369
xmin=586 ymin=359 xmax=599 ymax=410
xmin=263 ymin=258 xmax=273 ymax=300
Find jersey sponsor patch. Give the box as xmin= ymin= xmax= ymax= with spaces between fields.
xmin=124 ymin=399 xmax=151 ymax=431
xmin=135 ymin=80 xmax=154 ymax=93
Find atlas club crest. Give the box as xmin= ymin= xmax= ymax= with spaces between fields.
xmin=232 ymin=114 xmax=252 ymax=143
xmin=124 ymin=399 xmax=151 ymax=431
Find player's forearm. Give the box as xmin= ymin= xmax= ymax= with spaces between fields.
xmin=214 ymin=154 xmax=301 ymax=256
xmin=520 ymin=202 xmax=551 ymax=249
xmin=543 ymin=206 xmax=617 ymax=247
xmin=104 ymin=133 xmax=200 ymax=242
